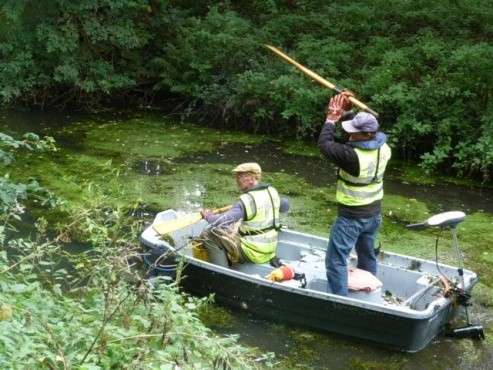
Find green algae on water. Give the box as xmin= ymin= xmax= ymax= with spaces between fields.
xmin=82 ymin=118 xmax=263 ymax=159
xmin=3 ymin=111 xmax=493 ymax=369
xmin=198 ymin=304 xmax=235 ymax=329
xmin=281 ymin=139 xmax=321 ymax=158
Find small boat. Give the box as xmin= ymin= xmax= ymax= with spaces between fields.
xmin=140 ymin=210 xmax=484 ymax=352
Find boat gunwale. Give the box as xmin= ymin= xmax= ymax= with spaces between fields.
xmin=282 ymin=229 xmax=478 ymax=280
xmin=140 ymin=209 xmax=478 ymax=321
xmin=140 ymin=232 xmax=466 ymax=321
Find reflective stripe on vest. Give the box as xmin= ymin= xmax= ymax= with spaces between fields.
xmin=336 ymin=143 xmax=391 ymax=206
xmin=239 ymin=186 xmax=280 ymax=263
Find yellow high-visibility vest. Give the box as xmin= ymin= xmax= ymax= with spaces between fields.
xmin=336 ymin=143 xmax=391 ymax=206
xmin=239 ymin=186 xmax=280 ymax=263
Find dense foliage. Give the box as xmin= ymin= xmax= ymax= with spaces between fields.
xmin=0 ymin=133 xmax=266 ymax=369
xmin=0 ymin=132 xmax=57 ymax=218
xmin=1 ymin=1 xmax=493 ymax=180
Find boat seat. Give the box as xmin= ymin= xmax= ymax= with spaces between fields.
xmin=231 ymin=262 xmax=273 ymax=277
xmin=276 ymin=241 xmax=303 ymax=260
xmin=306 ymin=269 xmax=383 ymax=303
xmin=348 ymin=268 xmax=382 ymax=292
xmin=307 ymin=278 xmax=328 ymax=292
xmin=348 ymin=287 xmax=383 ymax=303
xmin=347 ymin=268 xmax=383 ymax=303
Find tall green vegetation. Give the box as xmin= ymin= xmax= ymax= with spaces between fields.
xmin=0 ymin=133 xmax=266 ymax=368
xmin=0 ymin=132 xmax=57 ymax=219
xmin=1 ymin=0 xmax=493 ymax=180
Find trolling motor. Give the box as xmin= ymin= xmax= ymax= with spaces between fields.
xmin=407 ymin=211 xmax=485 ymax=341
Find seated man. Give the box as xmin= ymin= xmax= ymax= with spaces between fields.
xmin=200 ymin=162 xmax=289 ymax=265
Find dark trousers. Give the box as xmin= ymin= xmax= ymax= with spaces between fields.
xmin=325 ymin=214 xmax=382 ymax=296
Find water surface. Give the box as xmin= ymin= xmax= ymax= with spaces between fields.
xmin=2 ymin=110 xmax=492 ymax=369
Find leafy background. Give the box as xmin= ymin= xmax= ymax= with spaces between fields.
xmin=1 ymin=0 xmax=493 ymax=181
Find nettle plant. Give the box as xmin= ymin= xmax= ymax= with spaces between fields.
xmin=0 ymin=132 xmax=58 ymax=222
xmin=0 ymin=132 xmax=269 ymax=369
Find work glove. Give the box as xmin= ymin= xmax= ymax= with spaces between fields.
xmin=325 ymin=90 xmax=354 ymax=123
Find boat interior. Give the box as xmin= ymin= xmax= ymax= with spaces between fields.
xmin=144 ymin=210 xmax=478 ymax=311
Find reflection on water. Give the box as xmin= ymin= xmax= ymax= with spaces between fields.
xmin=182 ymin=183 xmax=206 ymax=210
xmin=210 ymin=304 xmax=491 ymax=370
xmin=134 ymin=159 xmax=166 ymax=176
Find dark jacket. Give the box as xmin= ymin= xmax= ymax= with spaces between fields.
xmin=318 ymin=122 xmax=388 ymax=218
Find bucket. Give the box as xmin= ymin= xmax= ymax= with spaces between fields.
xmin=207 ymin=244 xmax=229 ymax=267
xmin=192 ymin=241 xmax=209 ymax=261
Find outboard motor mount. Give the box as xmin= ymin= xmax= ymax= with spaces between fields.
xmin=407 ymin=211 xmax=485 ymax=341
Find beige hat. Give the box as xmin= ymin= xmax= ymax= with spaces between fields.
xmin=232 ymin=162 xmax=262 ymax=175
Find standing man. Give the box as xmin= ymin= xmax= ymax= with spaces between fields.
xmin=200 ymin=162 xmax=289 ymax=265
xmin=318 ymin=92 xmax=391 ymax=296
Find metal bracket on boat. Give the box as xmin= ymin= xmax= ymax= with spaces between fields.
xmin=446 ymin=286 xmax=485 ymax=340
xmin=407 ymin=211 xmax=485 ymax=341
xmin=402 ymin=277 xmax=442 ymax=308
xmin=294 ymin=272 xmax=307 ymax=289
xmin=451 ymin=287 xmax=472 ymax=306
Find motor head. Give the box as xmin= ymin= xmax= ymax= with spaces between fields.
xmin=406 ymin=211 xmax=466 ymax=230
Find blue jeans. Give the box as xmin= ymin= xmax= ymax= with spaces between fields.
xmin=326 ymin=214 xmax=382 ymax=296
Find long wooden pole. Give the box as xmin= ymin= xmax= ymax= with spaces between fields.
xmin=265 ymin=45 xmax=379 ymax=117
